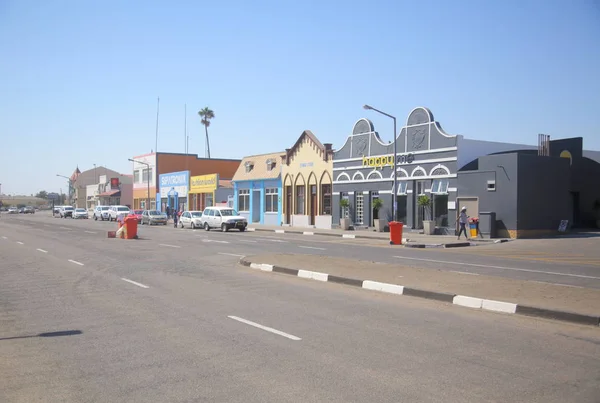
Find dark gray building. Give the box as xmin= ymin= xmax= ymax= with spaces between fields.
xmin=458 ymin=136 xmax=600 ymax=238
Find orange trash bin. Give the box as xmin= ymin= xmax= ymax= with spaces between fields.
xmin=389 ymin=221 xmax=404 ymax=245
xmin=124 ymin=214 xmax=138 ymax=239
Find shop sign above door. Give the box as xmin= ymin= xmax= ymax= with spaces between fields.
xmin=362 ymin=153 xmax=415 ymax=169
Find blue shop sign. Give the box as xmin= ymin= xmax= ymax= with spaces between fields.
xmin=159 ymin=171 xmax=189 ymax=190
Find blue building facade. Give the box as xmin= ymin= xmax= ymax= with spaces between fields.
xmin=232 ymin=152 xmax=283 ymax=225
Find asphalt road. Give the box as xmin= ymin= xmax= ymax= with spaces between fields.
xmin=4 ymin=212 xmax=600 ymax=288
xmin=1 ymin=214 xmax=600 ymax=402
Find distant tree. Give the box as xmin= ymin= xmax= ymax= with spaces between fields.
xmin=35 ymin=190 xmax=48 ymax=199
xmin=198 ymin=107 xmax=215 ymax=159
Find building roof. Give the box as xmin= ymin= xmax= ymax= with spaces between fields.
xmin=232 ymin=152 xmax=285 ymax=182
xmin=73 ymin=167 xmax=130 ymax=188
xmin=99 ymin=190 xmax=121 ymax=197
xmin=218 ymin=180 xmax=233 ymax=189
xmin=284 ymin=130 xmax=333 ymax=165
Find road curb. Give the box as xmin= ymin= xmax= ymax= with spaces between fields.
xmin=239 ymin=257 xmax=600 ymax=327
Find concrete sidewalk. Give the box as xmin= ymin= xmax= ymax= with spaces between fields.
xmin=246 ymin=223 xmax=505 ymax=246
xmin=240 ymin=253 xmax=600 ymax=326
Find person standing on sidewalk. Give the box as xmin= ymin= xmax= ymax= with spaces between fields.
xmin=173 ymin=207 xmax=179 ymax=228
xmin=456 ymin=207 xmax=469 ymax=240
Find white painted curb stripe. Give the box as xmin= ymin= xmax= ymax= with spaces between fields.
xmin=275 ymin=229 xmax=285 ymax=233
xmin=362 ymin=280 xmax=404 ymax=295
xmin=342 ymin=234 xmax=356 ymax=239
xmin=228 ymin=316 xmax=301 ymax=341
xmin=453 ymin=295 xmax=483 ymax=309
xmin=303 ymin=231 xmax=314 ymax=235
xmin=249 ymin=263 xmax=273 ymax=272
xmin=482 ymin=299 xmax=517 ymax=314
xmin=298 ymin=269 xmax=328 ymax=282
xmin=246 ymin=228 xmax=256 ymax=231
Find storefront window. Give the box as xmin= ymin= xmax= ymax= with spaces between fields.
xmin=433 ymin=194 xmax=449 ymax=227
xmin=321 ymin=184 xmax=331 ymax=215
xmin=238 ymin=189 xmax=250 ymax=211
xmin=265 ymin=188 xmax=278 ymax=212
xmin=296 ymin=186 xmax=305 ymax=214
xmin=431 ymin=179 xmax=449 ymax=194
xmin=205 ymin=193 xmax=213 ymax=207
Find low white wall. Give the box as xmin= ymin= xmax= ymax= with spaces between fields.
xmin=291 ymin=215 xmax=310 ymax=228
xmin=315 ymin=215 xmax=332 ymax=230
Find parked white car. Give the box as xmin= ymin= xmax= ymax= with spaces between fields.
xmin=108 ymin=205 xmax=131 ymax=221
xmin=178 ymin=211 xmax=204 ymax=229
xmin=93 ymin=206 xmax=111 ymax=221
xmin=73 ymin=208 xmax=89 ymax=219
xmin=200 ymin=207 xmax=247 ymax=232
xmin=59 ymin=206 xmax=75 ymax=218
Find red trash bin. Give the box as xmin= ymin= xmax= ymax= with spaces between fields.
xmin=124 ymin=214 xmax=138 ymax=239
xmin=389 ymin=221 xmax=404 ymax=245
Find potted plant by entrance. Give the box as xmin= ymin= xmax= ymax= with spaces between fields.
xmin=372 ymin=198 xmax=385 ymax=232
xmin=418 ymin=195 xmax=435 ymax=235
xmin=339 ymin=198 xmax=351 ymax=230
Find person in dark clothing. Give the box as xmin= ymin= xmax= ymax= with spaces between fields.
xmin=166 ymin=205 xmax=171 ymax=220
xmin=173 ymin=208 xmax=179 ymax=228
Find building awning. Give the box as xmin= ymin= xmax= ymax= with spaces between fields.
xmin=99 ymin=190 xmax=121 ymax=197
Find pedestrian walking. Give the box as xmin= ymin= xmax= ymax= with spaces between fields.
xmin=166 ymin=205 xmax=171 ymax=220
xmin=173 ymin=207 xmax=179 ymax=228
xmin=456 ymin=206 xmax=470 ymax=240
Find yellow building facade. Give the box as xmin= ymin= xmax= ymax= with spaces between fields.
xmin=188 ymin=173 xmax=235 ymax=211
xmin=282 ymin=130 xmax=334 ymax=229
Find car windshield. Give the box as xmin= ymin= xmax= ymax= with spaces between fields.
xmin=134 ymin=210 xmax=143 ymax=214
xmin=75 ymin=209 xmax=86 ymax=212
xmin=101 ymin=207 xmax=110 ymax=211
xmin=117 ymin=207 xmax=130 ymax=212
xmin=219 ymin=209 xmax=238 ymax=216
xmin=149 ymin=211 xmax=162 ymax=216
xmin=64 ymin=207 xmax=74 ymax=211
xmin=191 ymin=212 xmax=202 ymax=217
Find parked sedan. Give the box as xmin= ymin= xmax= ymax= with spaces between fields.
xmin=23 ymin=206 xmax=35 ymax=214
xmin=132 ymin=209 xmax=144 ymax=223
xmin=141 ymin=210 xmax=167 ymax=225
xmin=73 ymin=208 xmax=89 ymax=219
xmin=178 ymin=211 xmax=204 ymax=229
xmin=8 ymin=207 xmax=18 ymax=214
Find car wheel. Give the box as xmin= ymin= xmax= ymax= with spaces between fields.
xmin=191 ymin=222 xmax=196 ymax=229
xmin=180 ymin=221 xmax=184 ymax=229
xmin=204 ymin=222 xmax=210 ymax=231
xmin=239 ymin=227 xmax=246 ymax=232
xmin=94 ymin=215 xmax=97 ymax=221
xmin=221 ymin=223 xmax=228 ymax=232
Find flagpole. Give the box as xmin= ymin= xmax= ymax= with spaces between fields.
xmin=155 ymin=97 xmax=160 ymax=153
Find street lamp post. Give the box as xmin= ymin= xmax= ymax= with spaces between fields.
xmin=56 ymin=174 xmax=73 ymax=205
xmin=128 ymin=159 xmax=151 ymax=210
xmin=363 ymin=105 xmax=398 ymax=222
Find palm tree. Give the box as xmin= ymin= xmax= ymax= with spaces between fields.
xmin=198 ymin=107 xmax=215 ymax=158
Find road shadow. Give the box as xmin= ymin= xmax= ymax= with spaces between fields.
xmin=0 ymin=329 xmax=83 ymax=341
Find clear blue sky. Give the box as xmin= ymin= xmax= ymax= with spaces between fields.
xmin=1 ymin=0 xmax=599 ymax=196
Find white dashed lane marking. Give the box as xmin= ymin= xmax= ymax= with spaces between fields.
xmin=227 ymin=316 xmax=301 ymax=341
xmin=298 ymin=245 xmax=326 ymax=251
xmin=16 ymin=241 xmax=24 ymax=245
xmin=121 ymin=278 xmax=150 ymax=289
xmin=68 ymin=259 xmax=84 ymax=266
xmin=159 ymin=244 xmax=181 ymax=248
xmin=36 ymin=248 xmax=48 ymax=253
xmin=218 ymin=252 xmax=245 ymax=257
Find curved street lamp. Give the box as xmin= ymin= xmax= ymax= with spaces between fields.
xmin=363 ymin=105 xmax=398 ymax=222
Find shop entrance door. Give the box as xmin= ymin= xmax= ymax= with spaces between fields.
xmin=355 ymin=193 xmax=364 ymax=225
xmin=286 ymin=186 xmax=292 ymax=224
xmin=310 ymin=185 xmax=317 ymax=225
